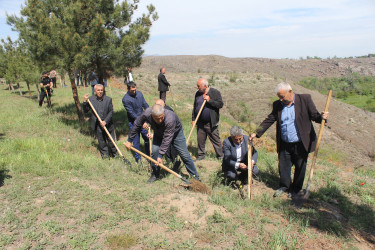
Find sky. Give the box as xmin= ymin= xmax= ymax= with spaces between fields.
xmin=1 ymin=0 xmax=375 ymax=59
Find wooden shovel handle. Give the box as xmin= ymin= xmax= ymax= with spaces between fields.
xmin=248 ymin=143 xmax=253 ymax=200
xmin=305 ymin=90 xmax=332 ymax=189
xmin=169 ymin=86 xmax=176 ymax=108
xmin=186 ymin=99 xmax=207 ymax=145
xmin=87 ymin=99 xmax=124 ymax=157
xmin=128 ymin=145 xmax=183 ymax=179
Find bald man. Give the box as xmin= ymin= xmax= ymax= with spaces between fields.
xmin=158 ymin=68 xmax=170 ymax=102
xmin=192 ymin=78 xmax=224 ymax=161
xmin=125 ymin=104 xmax=199 ymax=183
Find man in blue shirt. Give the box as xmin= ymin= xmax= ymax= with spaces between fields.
xmin=250 ymin=82 xmax=329 ymax=198
xmin=122 ymin=81 xmax=150 ymax=164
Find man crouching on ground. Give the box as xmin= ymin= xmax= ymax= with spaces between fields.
xmin=125 ymin=104 xmax=200 ymax=183
xmin=222 ymin=126 xmax=259 ymax=188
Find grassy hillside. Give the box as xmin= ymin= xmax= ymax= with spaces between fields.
xmin=298 ymin=73 xmax=375 ymax=112
xmin=0 ymin=81 xmax=374 ymax=249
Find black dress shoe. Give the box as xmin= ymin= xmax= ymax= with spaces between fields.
xmin=193 ymin=156 xmax=205 ymax=162
xmin=147 ymin=174 xmax=159 ymax=183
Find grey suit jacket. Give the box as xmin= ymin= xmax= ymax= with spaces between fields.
xmin=83 ymin=95 xmax=114 ymax=131
xmin=222 ymin=135 xmax=258 ymax=172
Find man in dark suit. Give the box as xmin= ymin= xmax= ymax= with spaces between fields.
xmin=250 ymin=82 xmax=329 ymax=198
xmin=158 ymin=68 xmax=170 ymax=102
xmin=222 ymin=126 xmax=258 ymax=186
xmin=83 ymin=84 xmax=117 ymax=159
xmin=192 ymin=78 xmax=224 ymax=160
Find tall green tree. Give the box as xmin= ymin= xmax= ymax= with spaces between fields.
xmin=1 ymin=38 xmax=41 ymax=97
xmin=8 ymin=0 xmax=158 ymax=121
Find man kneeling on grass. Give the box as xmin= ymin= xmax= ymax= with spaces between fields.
xmin=222 ymin=126 xmax=259 ymax=188
xmin=124 ymin=104 xmax=200 ymax=183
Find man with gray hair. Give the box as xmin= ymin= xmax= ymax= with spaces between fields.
xmin=222 ymin=126 xmax=258 ymax=187
xmin=125 ymin=104 xmax=200 ymax=183
xmin=250 ymin=82 xmax=329 ymax=198
xmin=83 ymin=84 xmax=118 ymax=159
xmin=192 ymin=78 xmax=224 ymax=161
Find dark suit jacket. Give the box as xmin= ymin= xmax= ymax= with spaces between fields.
xmin=256 ymin=94 xmax=323 ymax=153
xmin=83 ymin=95 xmax=114 ymax=131
xmin=158 ymin=73 xmax=170 ymax=92
xmin=222 ymin=135 xmax=258 ymax=172
xmin=192 ymin=87 xmax=223 ymax=128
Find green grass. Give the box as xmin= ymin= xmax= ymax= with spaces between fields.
xmin=0 ymin=80 xmax=374 ymax=249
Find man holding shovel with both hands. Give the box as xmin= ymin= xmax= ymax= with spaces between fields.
xmin=249 ymin=82 xmax=329 ymax=199
xmin=192 ymin=78 xmax=224 ymax=161
xmin=83 ymin=84 xmax=118 ymax=159
xmin=124 ymin=104 xmax=200 ymax=183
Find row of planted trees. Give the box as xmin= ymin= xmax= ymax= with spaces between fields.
xmin=1 ymin=0 xmax=158 ymax=121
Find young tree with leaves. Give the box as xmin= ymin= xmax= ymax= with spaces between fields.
xmin=8 ymin=0 xmax=158 ymax=121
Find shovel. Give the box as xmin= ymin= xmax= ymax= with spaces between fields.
xmin=127 ymin=145 xmax=211 ymax=194
xmin=169 ymin=85 xmax=177 ymax=109
xmin=248 ymin=142 xmax=253 ymax=200
xmin=87 ymin=99 xmax=131 ymax=167
xmin=303 ymin=90 xmax=332 ymax=199
xmin=128 ymin=146 xmax=190 ymax=184
xmin=186 ymin=99 xmax=207 ymax=146
xmin=43 ymin=87 xmax=52 ymax=107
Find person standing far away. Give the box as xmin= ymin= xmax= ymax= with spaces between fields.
xmin=75 ymin=69 xmax=82 ymax=88
xmin=192 ymin=78 xmax=224 ymax=161
xmin=249 ymin=82 xmax=329 ymax=199
xmin=123 ymin=67 xmax=133 ymax=84
xmin=122 ymin=81 xmax=150 ymax=166
xmin=49 ymin=69 xmax=57 ymax=89
xmin=158 ymin=67 xmax=170 ymax=103
xmin=39 ymin=71 xmax=52 ymax=107
xmin=82 ymin=84 xmax=118 ymax=159
xmin=89 ymin=70 xmax=99 ymax=95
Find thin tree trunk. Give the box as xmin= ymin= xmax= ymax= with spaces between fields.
xmin=36 ymin=83 xmax=40 ymax=101
xmin=26 ymin=82 xmax=31 ymax=97
xmin=69 ymin=72 xmax=84 ymax=122
xmin=9 ymin=81 xmax=14 ymax=92
xmin=17 ymin=83 xmax=23 ymax=96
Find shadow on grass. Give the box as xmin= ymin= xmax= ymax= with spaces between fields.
xmin=0 ymin=133 xmax=5 ymax=141
xmin=0 ymin=164 xmax=12 ymax=187
xmin=257 ymin=158 xmax=280 ymax=191
xmin=282 ymin=184 xmax=375 ymax=244
xmin=53 ymin=102 xmax=130 ymax=139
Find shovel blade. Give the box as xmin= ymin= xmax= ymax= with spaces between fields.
xmin=180 ymin=177 xmax=190 ymax=185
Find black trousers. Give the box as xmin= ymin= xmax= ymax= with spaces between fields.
xmin=95 ymin=125 xmax=117 ymax=158
xmin=278 ymin=141 xmax=308 ymax=193
xmin=196 ymin=122 xmax=223 ymax=158
xmin=39 ymin=90 xmax=51 ymax=106
xmin=51 ymin=77 xmax=57 ymax=88
xmin=159 ymin=91 xmax=167 ymax=102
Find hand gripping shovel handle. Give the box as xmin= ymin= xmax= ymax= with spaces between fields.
xmin=87 ymin=99 xmax=128 ymax=165
xmin=186 ymin=99 xmax=207 ymax=146
xmin=248 ymin=142 xmax=253 ymax=200
xmin=127 ymin=145 xmax=190 ymax=184
xmin=304 ymin=90 xmax=332 ymax=199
